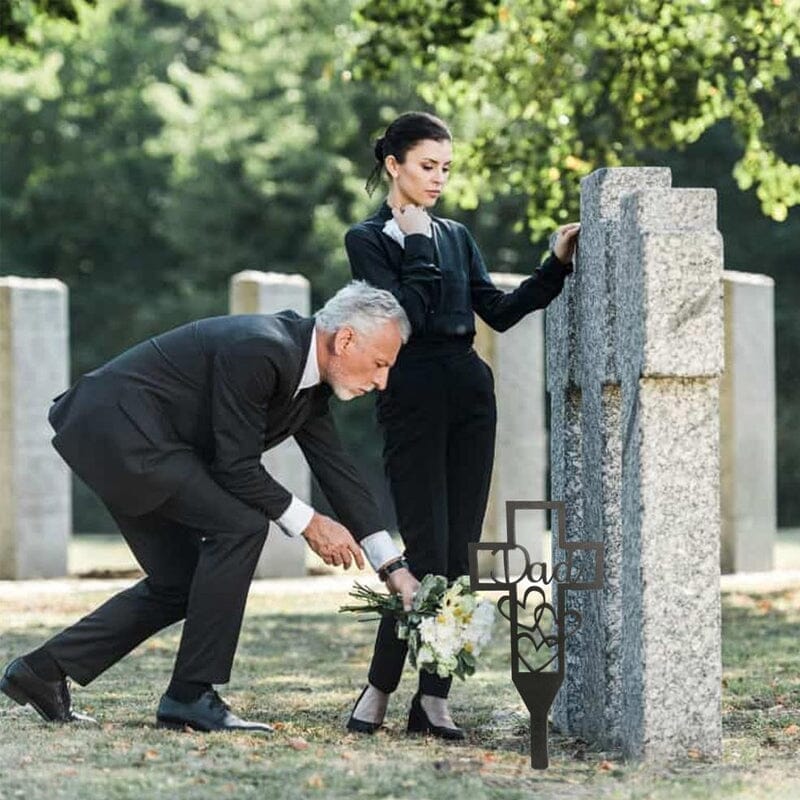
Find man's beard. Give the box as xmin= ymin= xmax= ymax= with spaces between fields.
xmin=329 ymin=381 xmax=359 ymax=401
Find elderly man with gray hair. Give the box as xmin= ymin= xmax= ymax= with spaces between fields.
xmin=1 ymin=281 xmax=417 ymax=734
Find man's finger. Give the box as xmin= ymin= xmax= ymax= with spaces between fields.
xmin=349 ymin=543 xmax=365 ymax=571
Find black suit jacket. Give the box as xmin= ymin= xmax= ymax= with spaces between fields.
xmin=49 ymin=311 xmax=383 ymax=539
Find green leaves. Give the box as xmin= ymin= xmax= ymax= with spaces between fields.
xmin=0 ymin=0 xmax=97 ymax=45
xmin=353 ymin=0 xmax=800 ymax=235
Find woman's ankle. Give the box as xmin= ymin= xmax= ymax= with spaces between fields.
xmin=419 ymin=693 xmax=456 ymax=726
xmin=353 ymin=683 xmax=390 ymax=723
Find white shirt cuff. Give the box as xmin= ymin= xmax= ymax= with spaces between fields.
xmin=359 ymin=530 xmax=402 ymax=572
xmin=275 ymin=495 xmax=315 ymax=537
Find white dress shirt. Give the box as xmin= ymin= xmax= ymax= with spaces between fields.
xmin=275 ymin=326 xmax=401 ymax=571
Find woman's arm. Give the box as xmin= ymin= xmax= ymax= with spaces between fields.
xmin=468 ymin=226 xmax=575 ymax=333
xmin=344 ymin=226 xmax=441 ymax=334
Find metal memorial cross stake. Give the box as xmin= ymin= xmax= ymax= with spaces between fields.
xmin=469 ymin=500 xmax=603 ymax=769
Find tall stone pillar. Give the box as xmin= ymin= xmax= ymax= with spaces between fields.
xmin=229 ymin=271 xmax=310 ymax=578
xmin=547 ymin=168 xmax=723 ymax=761
xmin=720 ymin=271 xmax=776 ymax=573
xmin=475 ymin=273 xmax=547 ymax=578
xmin=0 ymin=277 xmax=71 ymax=579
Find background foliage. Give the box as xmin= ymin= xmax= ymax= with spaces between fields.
xmin=1 ymin=0 xmax=798 ymax=527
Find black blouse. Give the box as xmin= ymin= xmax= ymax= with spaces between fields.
xmin=345 ymin=202 xmax=572 ymax=345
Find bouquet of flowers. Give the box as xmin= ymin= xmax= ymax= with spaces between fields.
xmin=340 ymin=574 xmax=495 ymax=680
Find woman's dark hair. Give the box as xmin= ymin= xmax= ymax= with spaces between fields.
xmin=366 ymin=111 xmax=452 ymax=196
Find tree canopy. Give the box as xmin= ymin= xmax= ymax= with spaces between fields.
xmin=352 ymin=0 xmax=800 ymax=234
xmin=2 ymin=0 xmax=798 ymax=527
xmin=0 ymin=0 xmax=97 ymax=44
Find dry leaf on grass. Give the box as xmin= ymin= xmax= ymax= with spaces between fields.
xmin=288 ymin=737 xmax=309 ymax=750
xmin=784 ymin=724 xmax=799 ymax=735
xmin=307 ymin=774 xmax=325 ymax=789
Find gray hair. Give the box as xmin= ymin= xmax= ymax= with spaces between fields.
xmin=316 ymin=281 xmax=411 ymax=343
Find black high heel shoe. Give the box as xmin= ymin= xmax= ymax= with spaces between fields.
xmin=406 ymin=693 xmax=466 ymax=740
xmin=346 ymin=685 xmax=383 ymax=734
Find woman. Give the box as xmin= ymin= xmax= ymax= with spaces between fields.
xmin=344 ymin=111 xmax=579 ymax=739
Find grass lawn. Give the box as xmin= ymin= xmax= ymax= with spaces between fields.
xmin=1 ymin=574 xmax=799 ymax=800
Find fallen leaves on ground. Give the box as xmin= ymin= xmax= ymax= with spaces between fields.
xmin=288 ymin=736 xmax=309 ymax=750
xmin=306 ymin=774 xmax=325 ymax=789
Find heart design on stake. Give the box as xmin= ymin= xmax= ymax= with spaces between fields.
xmin=497 ymin=586 xmax=553 ymax=632
xmin=497 ymin=590 xmax=583 ymax=641
xmin=516 ymin=632 xmax=558 ymax=673
xmin=467 ymin=500 xmax=605 ymax=770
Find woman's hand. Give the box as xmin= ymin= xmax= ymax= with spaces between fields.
xmin=392 ymin=204 xmax=432 ymax=237
xmin=553 ymin=222 xmax=581 ymax=265
xmin=385 ymin=567 xmax=420 ymax=612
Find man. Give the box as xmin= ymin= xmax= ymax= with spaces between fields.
xmin=0 ymin=281 xmax=418 ymax=732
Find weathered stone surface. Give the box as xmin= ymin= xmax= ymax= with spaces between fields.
xmin=229 ymin=271 xmax=310 ymax=578
xmin=720 ymin=271 xmax=776 ymax=573
xmin=475 ymin=273 xmax=547 ymax=577
xmin=548 ymin=168 xmax=723 ymax=761
xmin=621 ymin=377 xmax=722 ymax=759
xmin=620 ymin=190 xmax=723 ymax=378
xmin=0 ymin=278 xmax=70 ymax=579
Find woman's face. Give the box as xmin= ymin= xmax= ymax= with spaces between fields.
xmin=386 ymin=138 xmax=452 ymax=208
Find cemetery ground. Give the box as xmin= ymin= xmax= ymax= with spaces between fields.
xmin=0 ymin=535 xmax=799 ymax=800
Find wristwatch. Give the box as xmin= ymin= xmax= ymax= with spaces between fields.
xmin=378 ymin=556 xmax=409 ymax=582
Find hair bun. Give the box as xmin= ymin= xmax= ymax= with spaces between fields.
xmin=373 ymin=136 xmax=385 ymax=161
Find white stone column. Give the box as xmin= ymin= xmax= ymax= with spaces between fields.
xmin=229 ymin=271 xmax=310 ymax=578
xmin=475 ymin=273 xmax=547 ymax=578
xmin=720 ymin=271 xmax=776 ymax=573
xmin=0 ymin=277 xmax=70 ymax=579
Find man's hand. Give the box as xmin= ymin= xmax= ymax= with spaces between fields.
xmin=385 ymin=567 xmax=419 ymax=612
xmin=302 ymin=513 xmax=365 ymax=570
xmin=553 ymin=222 xmax=581 ymax=265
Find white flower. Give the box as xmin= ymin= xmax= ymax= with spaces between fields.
xmin=417 ymin=643 xmax=435 ymax=666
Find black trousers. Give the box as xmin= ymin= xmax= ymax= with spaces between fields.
xmin=44 ymin=461 xmax=268 ymax=687
xmin=368 ymin=346 xmax=497 ymax=698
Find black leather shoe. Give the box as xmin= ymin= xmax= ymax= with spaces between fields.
xmin=407 ymin=693 xmax=466 ymax=740
xmin=0 ymin=657 xmax=96 ymax=724
xmin=346 ymin=685 xmax=383 ymax=734
xmin=156 ymin=690 xmax=273 ymax=733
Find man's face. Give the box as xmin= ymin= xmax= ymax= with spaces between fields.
xmin=326 ymin=320 xmax=403 ymax=401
